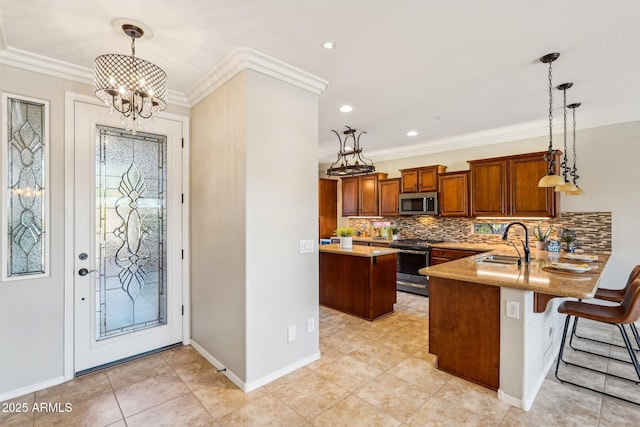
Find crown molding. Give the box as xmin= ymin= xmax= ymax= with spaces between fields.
xmin=360 ymin=111 xmax=640 ymax=163
xmin=186 ymin=47 xmax=329 ymax=106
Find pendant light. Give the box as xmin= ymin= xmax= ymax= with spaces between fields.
xmin=554 ymin=82 xmax=577 ymax=192
xmin=566 ymin=103 xmax=585 ymax=196
xmin=325 ymin=126 xmax=375 ymax=176
xmin=538 ymin=53 xmax=564 ymax=187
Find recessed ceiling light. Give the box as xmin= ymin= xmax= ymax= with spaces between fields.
xmin=406 ymin=130 xmax=418 ymax=137
xmin=322 ymin=41 xmax=336 ymax=49
xmin=339 ymin=105 xmax=353 ymax=113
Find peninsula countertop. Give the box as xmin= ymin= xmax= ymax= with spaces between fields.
xmin=420 ymin=248 xmax=610 ymax=298
xmin=320 ymin=243 xmax=398 ymax=257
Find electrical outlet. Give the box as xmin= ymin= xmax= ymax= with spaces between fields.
xmin=287 ymin=325 xmax=296 ymax=342
xmin=506 ymin=300 xmax=520 ymax=319
xmin=308 ymin=318 xmax=315 ymax=332
xmin=299 ymin=239 xmax=314 ymax=254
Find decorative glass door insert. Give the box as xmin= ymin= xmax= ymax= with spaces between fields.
xmin=96 ymin=125 xmax=167 ymax=340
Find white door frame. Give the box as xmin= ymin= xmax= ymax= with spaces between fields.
xmin=63 ymin=91 xmax=190 ymax=380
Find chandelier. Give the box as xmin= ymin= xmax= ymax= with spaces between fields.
xmin=325 ymin=126 xmax=375 ymax=176
xmin=94 ymin=23 xmax=168 ymax=133
xmin=538 ymin=52 xmax=564 ymax=187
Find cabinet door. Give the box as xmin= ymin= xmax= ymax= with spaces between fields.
xmin=418 ymin=168 xmax=439 ymax=192
xmin=509 ymin=153 xmax=558 ymax=217
xmin=378 ymin=178 xmax=401 ymax=217
xmin=470 ymin=160 xmax=508 ymax=216
xmin=341 ymin=177 xmax=359 ymax=216
xmin=359 ymin=175 xmax=379 ymax=216
xmin=318 ymin=178 xmax=337 ymax=238
xmin=401 ymin=169 xmax=419 ymax=193
xmin=439 ymin=172 xmax=469 ymax=217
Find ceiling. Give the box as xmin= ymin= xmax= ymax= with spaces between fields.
xmin=1 ymin=1 xmax=639 ymax=163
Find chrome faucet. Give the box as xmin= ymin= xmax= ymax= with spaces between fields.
xmin=501 ymin=222 xmax=531 ymax=263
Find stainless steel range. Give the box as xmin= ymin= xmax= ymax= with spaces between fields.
xmin=390 ymin=238 xmax=443 ymax=296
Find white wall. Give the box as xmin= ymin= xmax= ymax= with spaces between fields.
xmin=0 ymin=63 xmax=189 ymax=398
xmin=190 ymin=69 xmax=320 ymax=388
xmin=329 ymin=121 xmax=640 ymax=286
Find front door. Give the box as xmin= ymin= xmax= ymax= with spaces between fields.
xmin=73 ymin=100 xmax=184 ymax=373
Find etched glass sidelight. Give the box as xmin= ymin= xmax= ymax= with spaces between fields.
xmin=5 ymin=96 xmax=47 ymax=277
xmin=96 ymin=126 xmax=167 ymax=340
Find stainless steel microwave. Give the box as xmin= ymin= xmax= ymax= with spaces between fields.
xmin=399 ymin=192 xmax=438 ymax=215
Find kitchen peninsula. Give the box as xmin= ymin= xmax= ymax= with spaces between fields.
xmin=319 ymin=244 xmax=398 ymax=320
xmin=420 ymin=248 xmax=610 ymax=410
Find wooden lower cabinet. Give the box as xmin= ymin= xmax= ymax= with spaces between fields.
xmin=430 ymin=248 xmax=484 ymax=266
xmin=319 ymin=252 xmax=397 ymax=320
xmin=429 ymin=276 xmax=500 ymax=390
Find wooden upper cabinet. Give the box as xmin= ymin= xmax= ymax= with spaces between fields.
xmin=318 ymin=178 xmax=338 ymax=238
xmin=400 ymin=165 xmax=447 ymax=193
xmin=341 ymin=173 xmax=388 ymax=217
xmin=469 ymin=159 xmax=508 ymax=216
xmin=378 ymin=178 xmax=401 ymax=217
xmin=469 ymin=151 xmax=560 ymax=218
xmin=341 ymin=177 xmax=359 ymax=217
xmin=439 ymin=171 xmax=469 ymax=217
xmin=509 ymin=152 xmax=559 ymax=217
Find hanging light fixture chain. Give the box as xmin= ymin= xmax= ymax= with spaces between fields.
xmin=561 ymin=86 xmax=568 ymax=182
xmin=544 ymin=60 xmax=556 ymax=173
xmin=570 ymin=107 xmax=579 ymax=184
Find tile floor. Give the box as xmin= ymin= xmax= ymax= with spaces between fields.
xmin=2 ymin=292 xmax=640 ymax=426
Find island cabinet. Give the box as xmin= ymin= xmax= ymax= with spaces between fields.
xmin=378 ymin=178 xmax=401 ymax=216
xmin=469 ymin=151 xmax=560 ymax=217
xmin=438 ymin=171 xmax=469 ymax=217
xmin=319 ymin=244 xmax=397 ymax=320
xmin=341 ymin=173 xmax=388 ymax=216
xmin=400 ymin=165 xmax=447 ymax=193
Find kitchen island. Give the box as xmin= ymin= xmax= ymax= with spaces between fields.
xmin=420 ymin=248 xmax=610 ymax=410
xmin=319 ymin=243 xmax=398 ymax=320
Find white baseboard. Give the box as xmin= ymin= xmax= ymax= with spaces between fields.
xmin=0 ymin=376 xmax=65 ymax=402
xmin=498 ymin=353 xmax=555 ymax=412
xmin=189 ymin=339 xmax=320 ymax=392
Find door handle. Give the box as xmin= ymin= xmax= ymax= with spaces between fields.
xmin=78 ymin=268 xmax=97 ymax=276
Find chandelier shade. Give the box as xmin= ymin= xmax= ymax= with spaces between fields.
xmin=325 ymin=126 xmax=375 ymax=176
xmin=94 ymin=24 xmax=168 ymax=130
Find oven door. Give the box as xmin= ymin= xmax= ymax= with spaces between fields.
xmin=396 ymin=249 xmax=428 ymax=284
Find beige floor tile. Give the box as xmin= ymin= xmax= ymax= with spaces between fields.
xmin=382 ymin=330 xmax=427 ymax=354
xmin=313 ymin=355 xmax=383 ymax=392
xmin=190 ymin=380 xmax=267 ymax=420
xmin=355 ymin=372 xmax=431 ymax=422
xmin=348 ymin=340 xmax=411 ymax=371
xmin=499 ymin=406 xmax=587 ymax=426
xmin=114 ymin=370 xmax=190 ymax=417
xmin=307 ymin=341 xmax=347 ymax=370
xmin=405 ymin=395 xmax=496 ymax=427
xmin=106 ymin=421 xmax=127 ymax=427
xmin=410 ymin=347 xmax=437 ymax=364
xmin=602 ymin=375 xmax=640 ymax=405
xmin=389 ymin=357 xmax=452 ymax=394
xmin=35 ymin=372 xmax=112 ymax=403
xmin=271 ymin=371 xmax=349 ymax=420
xmin=310 ymin=395 xmax=401 ymax=427
xmin=262 ymin=366 xmax=313 ymax=392
xmin=530 ymin=379 xmax=602 ymax=425
xmin=435 ymin=377 xmax=510 ymax=424
xmin=321 ymin=329 xmax=371 ymax=354
xmin=106 ymin=353 xmax=173 ymax=390
xmin=34 ymin=390 xmax=122 ymax=427
xmin=0 ymin=392 xmax=35 ymax=426
xmin=125 ymin=393 xmax=214 ymax=427
xmin=218 ymin=394 xmax=306 ymax=426
xmin=598 ymin=396 xmax=640 ymax=426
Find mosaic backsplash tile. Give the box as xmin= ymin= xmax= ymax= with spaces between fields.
xmin=349 ymin=212 xmax=611 ymax=253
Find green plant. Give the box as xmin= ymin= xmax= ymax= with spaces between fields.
xmin=562 ymin=235 xmax=575 ymax=244
xmin=336 ymin=227 xmax=353 ymax=237
xmin=533 ymin=223 xmax=553 ymax=242
xmin=391 ymin=227 xmax=400 ymax=235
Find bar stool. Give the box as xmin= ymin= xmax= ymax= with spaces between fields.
xmin=555 ymin=277 xmax=640 ymax=405
xmin=570 ymin=265 xmax=640 ymax=357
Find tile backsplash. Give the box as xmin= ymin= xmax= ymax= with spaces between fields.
xmin=349 ymin=212 xmax=611 ymax=252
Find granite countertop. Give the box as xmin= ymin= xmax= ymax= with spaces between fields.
xmin=430 ymin=242 xmax=497 ymax=251
xmin=420 ymin=247 xmax=610 ymax=298
xmin=320 ymin=243 xmax=399 ymax=257
xmin=331 ymin=236 xmax=393 ymax=244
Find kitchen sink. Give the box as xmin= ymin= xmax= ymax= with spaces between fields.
xmin=475 ymin=254 xmax=521 ymax=265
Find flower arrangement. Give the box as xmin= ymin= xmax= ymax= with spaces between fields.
xmin=533 ymin=223 xmax=553 ymax=242
xmin=335 ymin=227 xmax=353 ymax=237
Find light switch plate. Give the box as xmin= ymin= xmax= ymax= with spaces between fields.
xmin=299 ymin=239 xmax=314 ymax=254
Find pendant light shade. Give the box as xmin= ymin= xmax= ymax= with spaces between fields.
xmin=554 ymin=83 xmax=577 ymax=192
xmin=565 ymin=102 xmax=585 ymax=196
xmin=538 ymin=53 xmax=564 ymax=187
xmin=325 ymin=126 xmax=375 ymax=176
